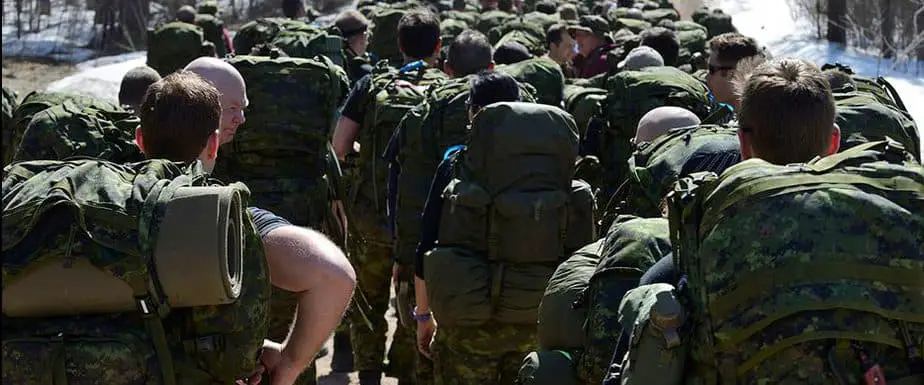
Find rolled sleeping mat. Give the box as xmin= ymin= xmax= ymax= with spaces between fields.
xmin=2 ymin=186 xmax=244 ymax=317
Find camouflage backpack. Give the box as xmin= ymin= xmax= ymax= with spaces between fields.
xmin=538 ymin=239 xmax=605 ymax=351
xmin=214 ymin=53 xmax=349 ymax=228
xmin=475 ymin=9 xmax=516 ymax=35
xmin=232 ymin=17 xmax=314 ymax=57
xmin=522 ymin=11 xmax=561 ymax=31
xmin=270 ymin=27 xmax=347 ymax=68
xmin=385 ymin=75 xmax=537 ymax=269
xmin=422 ymin=102 xmax=589 ymax=327
xmin=563 ymin=85 xmax=607 ymax=140
xmin=7 ymin=91 xmax=124 ymax=164
xmin=602 ymin=125 xmax=741 ymax=223
xmin=642 ymin=8 xmax=680 ymax=25
xmin=2 ymin=158 xmax=269 ymax=384
xmin=368 ymin=7 xmax=409 ymax=67
xmin=440 ymin=9 xmax=478 ymax=26
xmin=351 ymin=62 xmax=447 ymax=238
xmin=576 ymin=215 xmax=672 ymax=385
xmin=440 ymin=18 xmax=470 ymax=46
xmin=692 ymin=8 xmax=736 ymax=38
xmin=146 ymin=21 xmax=216 ymax=77
xmin=2 ymin=85 xmax=18 ymax=166
xmin=650 ymin=139 xmax=924 ymax=384
xmin=610 ymin=18 xmax=652 ymax=35
xmin=195 ymin=13 xmax=230 ymax=58
xmin=13 ymin=100 xmax=143 ymax=164
xmin=598 ymin=66 xmax=714 ymax=192
xmin=488 ymin=18 xmax=545 ymax=46
xmin=497 ymin=57 xmax=565 ymax=107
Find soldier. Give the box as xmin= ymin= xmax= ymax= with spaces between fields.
xmin=639 ymin=27 xmax=680 ymax=67
xmin=705 ymin=32 xmax=764 ymax=109
xmin=335 ymin=10 xmax=375 ymax=85
xmin=118 ymin=65 xmax=162 ymax=115
xmin=544 ymin=23 xmax=578 ymax=77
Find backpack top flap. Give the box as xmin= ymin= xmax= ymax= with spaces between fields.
xmin=669 ymin=140 xmax=924 ymax=380
xmin=465 ymin=102 xmax=579 ymax=193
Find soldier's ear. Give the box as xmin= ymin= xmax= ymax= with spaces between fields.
xmin=135 ymin=126 xmax=146 ymax=153
xmin=826 ymin=124 xmax=841 ymax=156
xmin=205 ymin=130 xmax=219 ymax=160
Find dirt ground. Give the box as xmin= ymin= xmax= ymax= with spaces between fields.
xmin=2 ymin=58 xmax=77 ymax=98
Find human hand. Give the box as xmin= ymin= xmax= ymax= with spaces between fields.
xmin=416 ymin=318 xmax=437 ymax=359
xmin=258 ymin=340 xmax=304 ymax=385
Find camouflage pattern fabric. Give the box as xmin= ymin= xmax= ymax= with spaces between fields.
xmin=691 ymin=8 xmax=737 ymax=38
xmin=8 ymin=91 xmax=122 ymax=164
xmin=522 ymin=11 xmax=560 ymax=31
xmin=195 ymin=14 xmax=229 ymax=58
xmin=2 ymin=85 xmax=18 ymax=166
xmin=215 ymin=54 xmax=349 ymax=228
xmin=537 ymin=239 xmax=604 ymax=350
xmin=667 ymin=139 xmax=924 ymax=384
xmin=599 ymin=66 xmax=714 ymax=192
xmin=496 ymin=57 xmax=564 ymax=107
xmin=835 ymin=92 xmax=921 ymax=162
xmin=487 ymin=18 xmax=545 ymax=47
xmin=475 ymin=10 xmax=516 ymax=36
xmin=2 ymin=158 xmax=270 ymax=384
xmin=440 ymin=10 xmax=478 ymax=26
xmin=13 ymin=101 xmax=143 ymax=164
xmin=576 ymin=215 xmax=672 ymax=385
xmin=642 ymin=8 xmax=680 ymax=25
xmin=232 ymin=17 xmax=315 ymax=57
xmin=368 ymin=7 xmax=411 ymax=67
xmin=147 ymin=21 xmax=215 ymax=76
xmin=271 ymin=28 xmax=347 ymax=69
xmin=517 ymin=350 xmax=583 ymax=385
xmin=440 ymin=18 xmax=469 ymax=47
xmin=432 ymin=321 xmax=537 ymax=385
xmin=197 ymin=0 xmax=220 ymax=16
xmin=562 ymin=85 xmax=607 ymax=140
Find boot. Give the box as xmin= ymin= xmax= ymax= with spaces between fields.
xmin=330 ymin=330 xmax=354 ymax=373
xmin=358 ymin=371 xmax=382 ymax=385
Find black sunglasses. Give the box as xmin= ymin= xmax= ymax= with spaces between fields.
xmin=708 ymin=64 xmax=736 ymax=74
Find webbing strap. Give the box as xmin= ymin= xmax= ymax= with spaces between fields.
xmin=46 ymin=334 xmax=67 ymax=385
xmin=709 ymin=260 xmax=924 ymax=323
xmin=734 ymin=331 xmax=905 ymax=376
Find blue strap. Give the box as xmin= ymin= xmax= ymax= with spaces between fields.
xmin=443 ymin=145 xmax=465 ymax=161
xmin=399 ymin=60 xmax=426 ymax=73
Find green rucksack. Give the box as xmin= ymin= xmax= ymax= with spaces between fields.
xmin=7 ymin=91 xmax=125 ymax=164
xmin=147 ymin=21 xmax=215 ymax=76
xmin=575 ymin=215 xmax=672 ymax=385
xmin=518 ymin=349 xmax=583 ymax=385
xmin=642 ymin=8 xmax=679 ymax=25
xmin=441 ymin=9 xmax=478 ymax=26
xmin=440 ymin=18 xmax=470 ymax=46
xmin=538 ymin=239 xmax=604 ymax=350
xmin=610 ymin=18 xmax=652 ymax=35
xmin=270 ymin=27 xmax=347 ymax=68
xmin=12 ymin=101 xmax=142 ymax=164
xmin=497 ymin=57 xmax=564 ymax=107
xmin=2 ymin=158 xmax=269 ymax=384
xmin=563 ymin=85 xmax=607 ymax=140
xmin=599 ymin=66 xmax=714 ymax=191
xmin=476 ymin=9 xmax=516 ymax=35
xmin=522 ymin=11 xmax=560 ymax=31
xmin=195 ymin=13 xmax=229 ymax=58
xmin=664 ymin=139 xmax=924 ymax=384
xmin=693 ymin=8 xmax=736 ymax=38
xmin=214 ymin=54 xmax=349 ymax=228
xmin=423 ymin=102 xmax=586 ymax=327
xmin=386 ymin=76 xmax=537 ymax=268
xmin=351 ymin=63 xmax=447 ymax=232
xmin=495 ymin=29 xmax=548 ymax=58
xmin=835 ymin=92 xmax=921 ymax=162
xmin=368 ymin=7 xmax=409 ymax=66
xmin=488 ymin=18 xmax=545 ymax=46
xmin=603 ymin=125 xmax=741 ymax=222
xmin=2 ymin=85 xmax=18 ymax=166
xmin=232 ymin=17 xmax=314 ymax=56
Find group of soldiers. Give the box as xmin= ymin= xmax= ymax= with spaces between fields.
xmin=1 ymin=0 xmax=923 ymax=385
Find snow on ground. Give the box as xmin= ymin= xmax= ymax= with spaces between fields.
xmin=713 ymin=0 xmax=924 ymax=155
xmin=1 ymin=0 xmax=98 ymax=62
xmin=45 ymin=51 xmax=146 ymax=102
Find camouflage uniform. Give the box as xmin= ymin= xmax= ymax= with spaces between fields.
xmin=432 ymin=321 xmax=537 ymax=385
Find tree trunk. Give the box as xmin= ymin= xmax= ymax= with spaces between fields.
xmin=915 ymin=3 xmax=924 ymax=64
xmin=880 ymin=0 xmax=895 ymax=59
xmin=827 ymin=0 xmax=847 ymax=44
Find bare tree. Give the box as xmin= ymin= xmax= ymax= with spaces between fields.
xmin=828 ymin=0 xmax=847 ymax=44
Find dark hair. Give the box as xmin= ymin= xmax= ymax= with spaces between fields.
xmin=119 ymin=66 xmax=162 ymax=108
xmin=708 ymin=32 xmax=762 ymax=66
xmin=821 ymin=68 xmax=855 ymax=91
xmin=546 ymin=23 xmax=569 ymax=47
xmin=398 ymin=9 xmax=442 ymax=59
xmin=640 ymin=27 xmax=680 ymax=66
xmin=281 ymin=0 xmax=303 ymax=19
xmin=140 ymin=71 xmax=221 ymax=162
xmin=448 ymin=30 xmax=494 ymax=76
xmin=738 ymin=58 xmax=836 ymax=164
xmin=469 ymin=71 xmax=521 ymax=109
xmin=176 ymin=5 xmax=197 ymax=23
xmin=494 ymin=42 xmax=533 ymax=65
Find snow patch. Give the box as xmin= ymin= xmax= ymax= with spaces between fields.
xmin=46 ymin=54 xmax=147 ymax=103
xmin=2 ymin=0 xmax=99 ymax=62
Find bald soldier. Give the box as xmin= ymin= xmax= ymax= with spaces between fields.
xmin=634 ymin=106 xmax=702 ymax=144
xmin=184 ymin=57 xmax=249 ymax=145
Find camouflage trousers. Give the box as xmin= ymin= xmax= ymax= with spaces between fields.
xmin=268 ymin=288 xmax=317 ymax=385
xmin=432 ymin=321 xmax=538 ymax=385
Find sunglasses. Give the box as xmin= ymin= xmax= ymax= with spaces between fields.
xmin=708 ymin=64 xmax=736 ymax=74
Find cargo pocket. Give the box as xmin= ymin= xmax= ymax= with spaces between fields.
xmin=495 ymin=262 xmax=559 ymax=325
xmin=438 ymin=179 xmax=491 ymax=252
xmin=492 ymin=190 xmax=569 ymax=263
xmin=2 ymin=332 xmax=156 ymax=384
xmin=423 ymin=247 xmax=492 ymax=327
xmin=616 ymin=283 xmax=688 ymax=385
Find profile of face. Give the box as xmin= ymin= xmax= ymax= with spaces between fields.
xmin=349 ymin=31 xmax=371 ymax=56
xmin=550 ymin=32 xmax=577 ymax=64
xmin=706 ymin=52 xmax=737 ymax=106
xmin=218 ymin=82 xmax=248 ymax=145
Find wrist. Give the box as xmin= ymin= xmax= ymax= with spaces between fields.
xmin=412 ymin=306 xmax=432 ymax=322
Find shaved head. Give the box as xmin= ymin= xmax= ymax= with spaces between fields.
xmin=635 ymin=106 xmax=701 ymax=143
xmin=184 ymin=57 xmax=248 ymax=144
